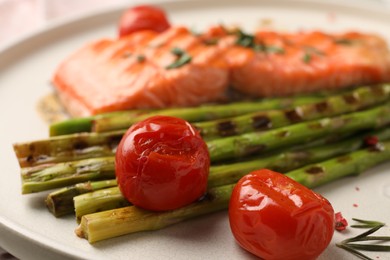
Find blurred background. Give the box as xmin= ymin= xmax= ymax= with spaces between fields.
xmin=0 ymin=0 xmax=389 ymax=50
xmin=0 ymin=0 xmax=389 ymax=258
xmin=0 ymin=0 xmax=130 ymax=49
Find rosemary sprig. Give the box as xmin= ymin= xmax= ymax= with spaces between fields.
xmin=351 ymin=218 xmax=386 ymax=229
xmin=336 ymin=218 xmax=390 ymax=260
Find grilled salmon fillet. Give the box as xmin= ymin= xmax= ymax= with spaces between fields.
xmin=215 ymin=28 xmax=390 ymax=96
xmin=52 ymin=26 xmax=390 ymax=116
xmin=53 ymin=27 xmax=229 ymax=116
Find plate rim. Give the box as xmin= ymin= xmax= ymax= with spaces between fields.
xmin=1 ymin=0 xmax=390 ymax=258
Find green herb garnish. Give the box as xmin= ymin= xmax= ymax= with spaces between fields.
xmin=303 ymin=52 xmax=312 ymax=63
xmin=337 ymin=218 xmax=390 ymax=260
xmin=137 ymin=55 xmax=146 ymax=63
xmin=351 ymin=218 xmax=386 ymax=229
xmin=334 ymin=38 xmax=354 ymax=45
xmin=203 ymin=38 xmax=219 ymax=45
xmin=166 ymin=47 xmax=192 ymax=69
xmin=265 ymin=45 xmax=285 ymax=54
xmin=235 ymin=30 xmax=285 ymax=55
xmin=302 ymin=46 xmax=325 ymax=63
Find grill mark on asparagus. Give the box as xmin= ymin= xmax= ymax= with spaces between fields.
xmin=343 ymin=93 xmax=359 ymax=104
xmin=336 ymin=155 xmax=352 ymax=163
xmin=243 ymin=144 xmax=268 ymax=155
xmin=217 ymin=121 xmax=237 ymax=136
xmin=108 ymin=136 xmax=122 ymax=151
xmin=277 ymin=130 xmax=290 ymax=138
xmin=371 ymin=84 xmax=387 ymax=96
xmin=252 ymin=115 xmax=272 ymax=130
xmin=285 ymin=108 xmax=303 ymax=122
xmin=315 ymin=101 xmax=330 ymax=113
xmin=305 ymin=166 xmax=325 ymax=174
xmin=369 ymin=143 xmax=385 ymax=152
xmin=73 ymin=141 xmax=88 ymax=150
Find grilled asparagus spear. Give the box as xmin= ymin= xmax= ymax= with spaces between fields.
xmin=195 ymin=84 xmax=390 ymax=139
xmin=20 ymin=102 xmax=390 ymax=193
xmin=76 ymin=139 xmax=390 ymax=243
xmin=13 ymin=92 xmax=390 ymax=168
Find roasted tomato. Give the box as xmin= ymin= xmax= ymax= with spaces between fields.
xmin=118 ymin=5 xmax=171 ymax=37
xmin=115 ymin=115 xmax=210 ymax=211
xmin=229 ymin=169 xmax=335 ymax=260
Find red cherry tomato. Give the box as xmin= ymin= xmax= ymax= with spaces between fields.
xmin=115 ymin=115 xmax=210 ymax=211
xmin=229 ymin=169 xmax=334 ymax=260
xmin=118 ymin=5 xmax=171 ymax=37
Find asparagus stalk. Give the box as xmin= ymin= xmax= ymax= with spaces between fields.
xmin=207 ymin=102 xmax=390 ymax=162
xmin=13 ymin=130 xmax=124 ymax=168
xmin=72 ymin=127 xmax=390 ymax=220
xmin=45 ymin=131 xmax=346 ymax=216
xmin=91 ymin=96 xmax=325 ymax=133
xmin=49 ymin=110 xmax=152 ymax=136
xmin=74 ymin=187 xmax=131 ymax=221
xmin=76 ymin=139 xmax=390 ymax=243
xmin=19 ymin=102 xmax=390 ymax=193
xmin=21 ymin=157 xmax=115 ymax=194
xmin=19 ymin=131 xmax=353 ymax=195
xmin=75 ymin=184 xmax=234 ymax=243
xmin=195 ymin=84 xmax=390 ymax=139
xmin=46 ymin=179 xmax=118 ymax=217
xmin=14 ymin=85 xmax=390 ymax=167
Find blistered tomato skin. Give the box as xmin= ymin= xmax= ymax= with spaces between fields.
xmin=229 ymin=169 xmax=335 ymax=260
xmin=118 ymin=5 xmax=171 ymax=37
xmin=115 ymin=116 xmax=210 ymax=211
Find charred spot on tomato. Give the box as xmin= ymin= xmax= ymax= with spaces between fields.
xmin=285 ymin=108 xmax=303 ymax=122
xmin=217 ymin=121 xmax=237 ymax=136
xmin=305 ymin=166 xmax=325 ymax=175
xmin=315 ymin=101 xmax=330 ymax=113
xmin=252 ymin=115 xmax=272 ymax=130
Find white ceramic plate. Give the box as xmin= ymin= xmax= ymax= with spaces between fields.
xmin=2 ymin=0 xmax=390 ymax=259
